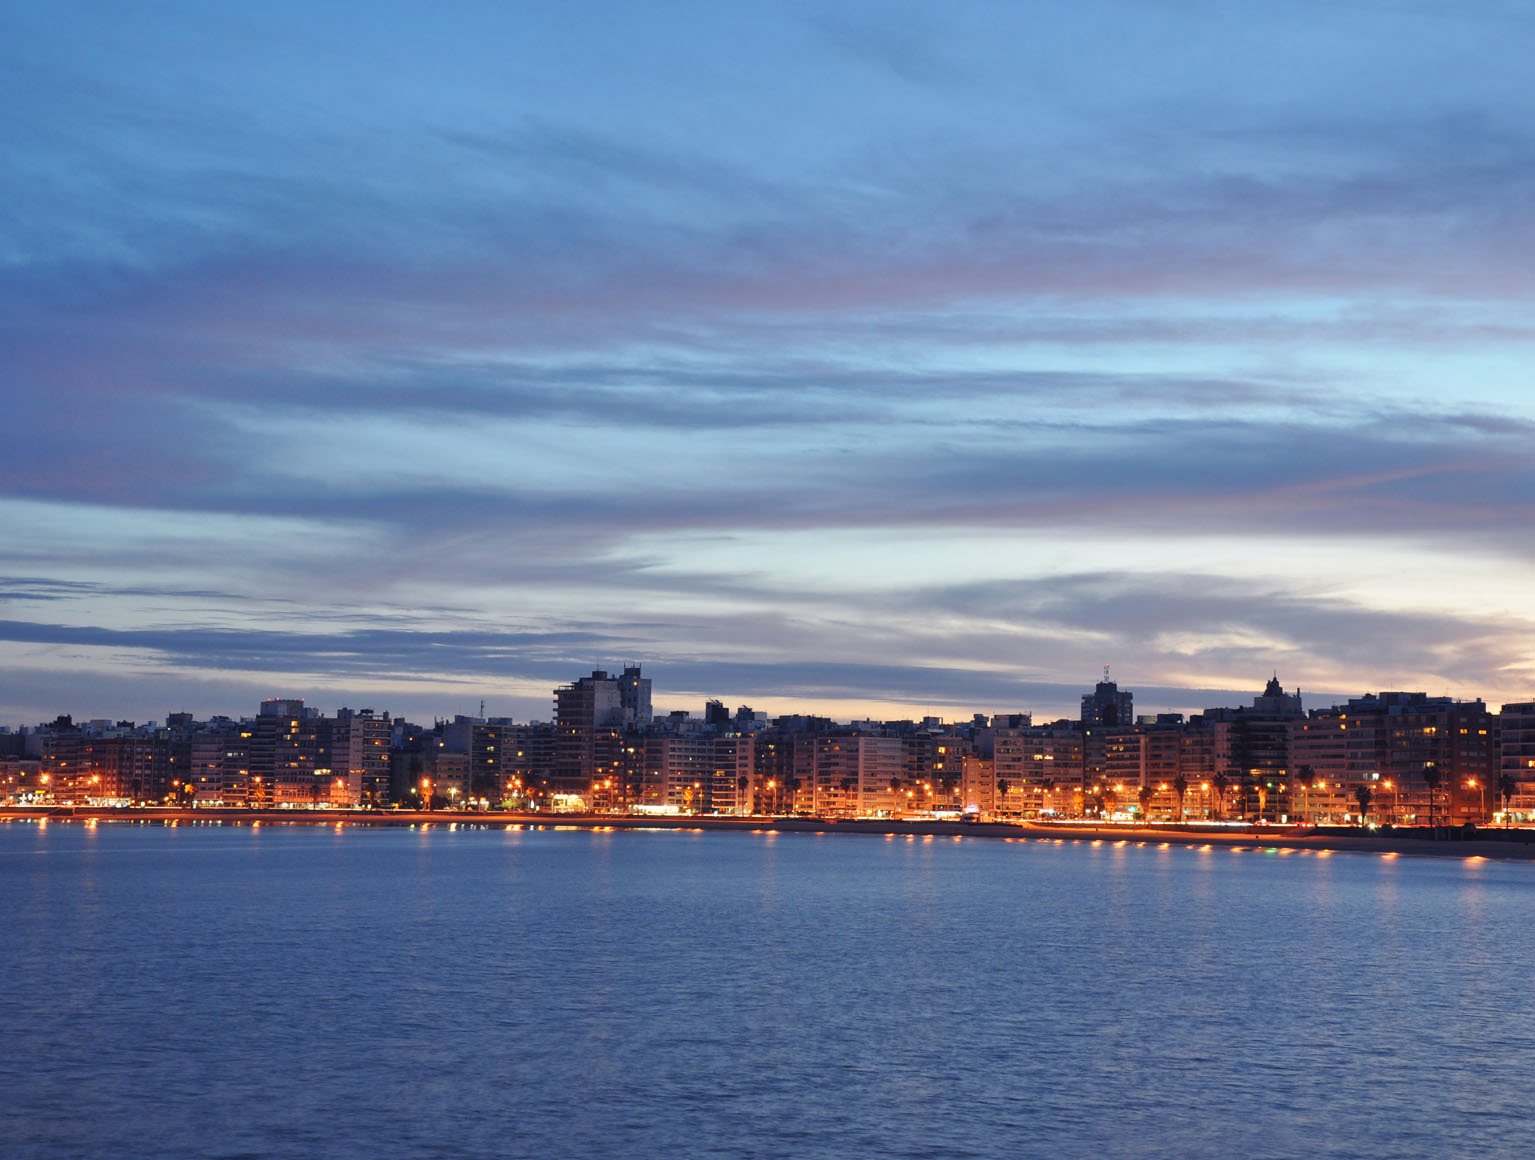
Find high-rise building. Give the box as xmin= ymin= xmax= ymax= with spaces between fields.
xmin=331 ymin=708 xmax=392 ymax=806
xmin=1202 ymin=677 xmax=1307 ymax=813
xmin=813 ymin=734 xmax=905 ymax=818
xmin=501 ymin=723 xmax=558 ymax=803
xmin=1082 ymin=671 xmax=1133 ymax=787
xmin=752 ymin=731 xmax=817 ymax=814
xmin=249 ymin=703 xmax=322 ymax=806
xmin=442 ymin=715 xmax=503 ymax=802
xmin=617 ymin=665 xmax=652 ymax=727
xmin=184 ymin=719 xmax=247 ymax=804
xmin=1081 ymin=671 xmax=1133 ymax=728
xmin=960 ymin=754 xmax=997 ymax=817
xmin=553 ymin=670 xmax=626 ymax=797
xmin=1498 ymin=703 xmax=1535 ymax=819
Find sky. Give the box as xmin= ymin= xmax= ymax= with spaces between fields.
xmin=3 ymin=0 xmax=1534 ymax=727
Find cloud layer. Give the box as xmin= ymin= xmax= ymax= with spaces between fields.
xmin=2 ymin=1 xmax=1533 ymax=724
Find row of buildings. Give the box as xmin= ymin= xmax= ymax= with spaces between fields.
xmin=4 ymin=667 xmax=1534 ymax=825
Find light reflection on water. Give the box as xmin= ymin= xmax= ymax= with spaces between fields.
xmin=2 ymin=823 xmax=1532 ymax=1159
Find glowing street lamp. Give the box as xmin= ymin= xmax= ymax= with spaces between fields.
xmin=1467 ymin=779 xmax=1486 ymax=821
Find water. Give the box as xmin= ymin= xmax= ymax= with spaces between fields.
xmin=2 ymin=822 xmax=1530 ymax=1159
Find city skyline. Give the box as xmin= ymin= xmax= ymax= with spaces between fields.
xmin=0 ymin=661 xmax=1487 ymax=736
xmin=6 ymin=665 xmax=1527 ymax=830
xmin=0 ymin=664 xmax=1387 ymax=734
xmin=6 ymin=3 xmax=1535 ymax=727
xmin=0 ymin=655 xmax=1371 ymax=733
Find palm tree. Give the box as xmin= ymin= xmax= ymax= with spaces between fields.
xmin=889 ymin=776 xmax=903 ymax=818
xmin=996 ymin=778 xmax=1010 ymax=818
xmin=1172 ymin=775 xmax=1188 ymax=823
xmin=1499 ymin=773 xmax=1517 ymax=825
xmin=737 ymin=775 xmax=749 ymax=816
xmin=839 ymin=776 xmax=856 ymax=817
xmin=1353 ymin=784 xmax=1373 ymax=827
xmin=1137 ymin=784 xmax=1154 ymax=823
xmin=1294 ymin=764 xmax=1313 ymax=825
xmin=1422 ymin=763 xmax=1442 ymax=827
xmin=1212 ymin=772 xmax=1230 ymax=821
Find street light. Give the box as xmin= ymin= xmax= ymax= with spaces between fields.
xmin=1466 ymin=779 xmax=1486 ymax=822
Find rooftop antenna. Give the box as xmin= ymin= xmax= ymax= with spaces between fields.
xmin=479 ymin=699 xmax=485 ymax=719
xmin=1103 ymin=664 xmax=1111 ymax=683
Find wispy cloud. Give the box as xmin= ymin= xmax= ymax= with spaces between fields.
xmin=3 ymin=2 xmax=1534 ymax=723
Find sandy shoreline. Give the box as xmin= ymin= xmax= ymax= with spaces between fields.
xmin=4 ymin=806 xmax=1534 ymax=861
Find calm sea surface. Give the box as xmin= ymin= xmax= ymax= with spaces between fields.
xmin=3 ymin=821 xmax=1531 ymax=1159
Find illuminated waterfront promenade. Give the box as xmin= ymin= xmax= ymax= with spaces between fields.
xmin=6 ymin=806 xmax=1534 ymax=861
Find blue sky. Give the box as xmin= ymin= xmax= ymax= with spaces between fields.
xmin=3 ymin=1 xmax=1534 ymax=725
